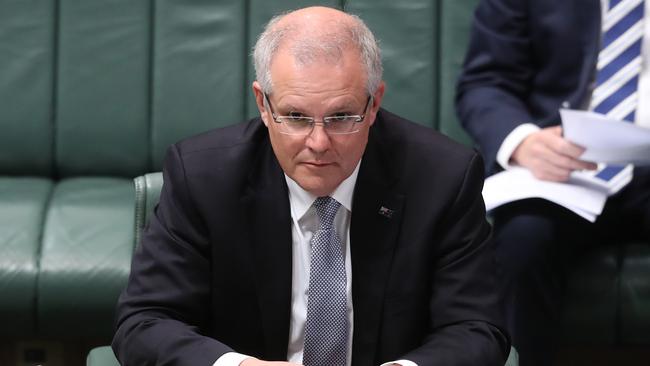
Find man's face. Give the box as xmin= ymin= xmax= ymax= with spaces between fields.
xmin=254 ymin=49 xmax=384 ymax=197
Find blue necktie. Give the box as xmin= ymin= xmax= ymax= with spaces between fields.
xmin=302 ymin=196 xmax=348 ymax=366
xmin=590 ymin=0 xmax=644 ymax=180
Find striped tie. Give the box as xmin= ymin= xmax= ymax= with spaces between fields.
xmin=589 ymin=0 xmax=644 ymax=181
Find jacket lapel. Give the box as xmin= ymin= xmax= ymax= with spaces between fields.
xmin=573 ymin=0 xmax=602 ymax=109
xmin=350 ymin=124 xmax=404 ymax=365
xmin=241 ymin=141 xmax=293 ymax=360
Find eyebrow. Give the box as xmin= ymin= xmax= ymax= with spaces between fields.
xmin=276 ymin=100 xmax=358 ymax=114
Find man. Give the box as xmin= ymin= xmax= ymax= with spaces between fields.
xmin=456 ymin=0 xmax=650 ymax=365
xmin=113 ymin=6 xmax=508 ymax=366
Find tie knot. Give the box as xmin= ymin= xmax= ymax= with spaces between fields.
xmin=313 ymin=196 xmax=341 ymax=229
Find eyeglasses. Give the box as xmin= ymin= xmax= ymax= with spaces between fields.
xmin=263 ymin=93 xmax=373 ymax=135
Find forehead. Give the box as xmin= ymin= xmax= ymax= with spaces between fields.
xmin=269 ymin=46 xmax=367 ymax=101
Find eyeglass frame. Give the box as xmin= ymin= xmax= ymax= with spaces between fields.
xmin=262 ymin=92 xmax=374 ymax=135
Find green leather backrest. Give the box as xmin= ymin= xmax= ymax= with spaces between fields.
xmin=0 ymin=0 xmax=55 ymax=176
xmin=56 ymin=0 xmax=151 ymax=177
xmin=347 ymin=0 xmax=439 ymax=127
xmin=438 ymin=0 xmax=477 ymax=145
xmin=0 ymin=0 xmax=478 ymax=177
xmin=150 ymin=1 xmax=248 ymax=170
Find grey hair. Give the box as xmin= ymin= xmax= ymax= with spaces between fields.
xmin=252 ymin=10 xmax=383 ymax=95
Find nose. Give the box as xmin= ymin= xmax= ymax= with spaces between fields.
xmin=305 ymin=123 xmax=331 ymax=153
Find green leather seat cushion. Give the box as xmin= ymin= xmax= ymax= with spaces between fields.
xmin=620 ymin=243 xmax=650 ymax=344
xmin=562 ymin=243 xmax=650 ymax=345
xmin=562 ymin=246 xmax=619 ymax=344
xmin=38 ymin=177 xmax=135 ymax=339
xmin=0 ymin=177 xmax=53 ymax=337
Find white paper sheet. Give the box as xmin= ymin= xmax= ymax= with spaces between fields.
xmin=560 ymin=109 xmax=650 ymax=165
xmin=483 ymin=167 xmax=608 ymax=222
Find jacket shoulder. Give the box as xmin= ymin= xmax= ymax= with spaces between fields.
xmin=375 ymin=109 xmax=478 ymax=167
xmin=174 ymin=118 xmax=267 ymax=157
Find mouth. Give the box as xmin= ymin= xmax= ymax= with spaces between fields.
xmin=302 ymin=161 xmax=334 ymax=168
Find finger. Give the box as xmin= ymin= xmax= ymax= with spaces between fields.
xmin=532 ymin=163 xmax=571 ymax=181
xmin=539 ymin=131 xmax=596 ymax=168
xmin=534 ymin=142 xmax=570 ymax=168
xmin=548 ymin=154 xmax=583 ymax=171
xmin=574 ymin=159 xmax=598 ymax=170
xmin=536 ymin=127 xmax=582 ymax=157
xmin=545 ymin=151 xmax=597 ymax=171
xmin=548 ymin=125 xmax=563 ymax=136
xmin=536 ymin=141 xmax=598 ymax=175
xmin=534 ymin=146 xmax=573 ymax=180
xmin=531 ymin=166 xmax=570 ymax=182
xmin=547 ymin=137 xmax=586 ymax=159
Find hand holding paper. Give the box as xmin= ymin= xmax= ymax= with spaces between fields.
xmin=511 ymin=125 xmax=597 ymax=181
xmin=482 ymin=109 xmax=647 ymax=222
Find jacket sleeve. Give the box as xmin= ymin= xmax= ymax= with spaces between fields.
xmin=403 ymin=152 xmax=510 ymax=366
xmin=112 ymin=144 xmax=231 ymax=366
xmin=455 ymin=0 xmax=535 ymax=172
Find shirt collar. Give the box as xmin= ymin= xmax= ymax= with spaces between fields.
xmin=285 ymin=160 xmax=361 ymax=220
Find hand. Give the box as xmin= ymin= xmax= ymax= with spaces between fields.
xmin=511 ymin=126 xmax=597 ymax=181
xmin=239 ymin=358 xmax=302 ymax=366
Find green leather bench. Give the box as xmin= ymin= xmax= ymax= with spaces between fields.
xmin=0 ymin=0 xmax=474 ymax=344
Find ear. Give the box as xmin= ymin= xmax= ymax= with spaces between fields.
xmin=367 ymin=81 xmax=385 ymax=127
xmin=252 ymin=81 xmax=269 ymax=127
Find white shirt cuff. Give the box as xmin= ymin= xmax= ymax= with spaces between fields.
xmin=380 ymin=359 xmax=418 ymax=366
xmin=496 ymin=123 xmax=541 ymax=169
xmin=214 ymin=354 xmax=418 ymax=366
xmin=212 ymin=352 xmax=254 ymax=366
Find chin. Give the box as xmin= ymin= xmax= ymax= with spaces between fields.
xmin=297 ymin=178 xmax=337 ymax=197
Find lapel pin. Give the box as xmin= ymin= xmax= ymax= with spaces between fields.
xmin=378 ymin=206 xmax=394 ymax=218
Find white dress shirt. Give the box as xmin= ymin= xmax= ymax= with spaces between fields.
xmin=496 ymin=0 xmax=650 ymax=169
xmin=214 ymin=161 xmax=416 ymax=366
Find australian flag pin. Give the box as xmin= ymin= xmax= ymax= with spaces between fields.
xmin=378 ymin=206 xmax=394 ymax=218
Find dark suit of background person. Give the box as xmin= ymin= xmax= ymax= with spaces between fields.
xmin=111 ymin=108 xmax=509 ymax=366
xmin=456 ymin=0 xmax=650 ymax=365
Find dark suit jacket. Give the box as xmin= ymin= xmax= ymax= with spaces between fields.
xmin=456 ymin=0 xmax=601 ymax=173
xmin=112 ymin=109 xmax=509 ymax=366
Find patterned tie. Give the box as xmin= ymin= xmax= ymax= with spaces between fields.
xmin=590 ymin=0 xmax=644 ymax=180
xmin=302 ymin=196 xmax=348 ymax=366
